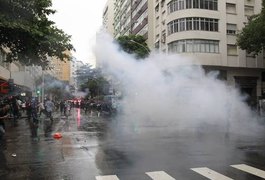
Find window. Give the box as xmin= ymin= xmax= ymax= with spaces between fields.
xmin=179 ymin=18 xmax=185 ymax=31
xmin=186 ymin=0 xmax=192 ymax=8
xmin=193 ymin=17 xmax=200 ymax=30
xmin=168 ymin=39 xmax=219 ymax=53
xmin=226 ymin=3 xmax=236 ymax=14
xmin=179 ymin=0 xmax=185 ymax=10
xmin=186 ymin=17 xmax=193 ymax=30
xmin=245 ymin=5 xmax=254 ymax=16
xmin=167 ymin=17 xmax=218 ymax=35
xmin=186 ymin=40 xmax=193 ymax=52
xmin=167 ymin=0 xmax=218 ymax=13
xmin=227 ymin=23 xmax=237 ymax=35
xmin=200 ymin=18 xmax=206 ymax=31
xmin=227 ymin=45 xmax=238 ymax=55
xmin=193 ymin=0 xmax=199 ymax=8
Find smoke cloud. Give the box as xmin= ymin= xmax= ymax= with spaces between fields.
xmin=95 ymin=32 xmax=263 ymax=136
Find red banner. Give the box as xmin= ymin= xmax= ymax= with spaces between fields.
xmin=0 ymin=80 xmax=9 ymax=94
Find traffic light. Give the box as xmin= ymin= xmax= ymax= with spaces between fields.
xmin=36 ymin=89 xmax=41 ymax=95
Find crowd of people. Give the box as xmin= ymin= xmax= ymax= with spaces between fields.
xmin=0 ymin=96 xmax=57 ymax=138
xmin=0 ymin=95 xmax=117 ymax=140
xmin=78 ymin=99 xmax=116 ymax=117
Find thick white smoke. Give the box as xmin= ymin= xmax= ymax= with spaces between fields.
xmin=95 ymin=32 xmax=263 ymax=136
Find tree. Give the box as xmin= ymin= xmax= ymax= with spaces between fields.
xmin=75 ymin=64 xmax=95 ymax=85
xmin=0 ymin=0 xmax=74 ymax=68
xmin=116 ymin=35 xmax=150 ymax=59
xmin=80 ymin=76 xmax=109 ymax=98
xmin=236 ymin=0 xmax=265 ymax=55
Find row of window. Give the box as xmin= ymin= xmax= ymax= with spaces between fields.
xmin=168 ymin=0 xmax=218 ymax=13
xmin=168 ymin=39 xmax=219 ymax=53
xmin=168 ymin=17 xmax=218 ymax=35
xmin=167 ymin=40 xmax=256 ymax=56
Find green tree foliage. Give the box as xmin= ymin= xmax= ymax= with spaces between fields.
xmin=0 ymin=0 xmax=74 ymax=68
xmin=237 ymin=0 xmax=265 ymax=55
xmin=116 ymin=35 xmax=150 ymax=59
xmin=81 ymin=76 xmax=109 ymax=98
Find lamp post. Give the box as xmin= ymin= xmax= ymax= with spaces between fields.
xmin=129 ymin=39 xmax=150 ymax=53
xmin=41 ymin=68 xmax=44 ymax=103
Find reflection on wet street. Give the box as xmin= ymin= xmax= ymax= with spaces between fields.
xmin=1 ymin=108 xmax=265 ymax=179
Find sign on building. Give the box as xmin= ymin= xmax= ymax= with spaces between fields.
xmin=0 ymin=79 xmax=9 ymax=94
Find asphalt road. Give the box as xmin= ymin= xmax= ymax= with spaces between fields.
xmin=1 ymin=108 xmax=265 ymax=180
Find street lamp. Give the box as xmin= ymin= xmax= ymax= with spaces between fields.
xmin=41 ymin=68 xmax=45 ymax=103
xmin=129 ymin=39 xmax=150 ymax=53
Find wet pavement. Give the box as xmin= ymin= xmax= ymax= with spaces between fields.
xmin=1 ymin=109 xmax=265 ymax=179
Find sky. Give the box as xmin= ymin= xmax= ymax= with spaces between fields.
xmin=50 ymin=0 xmax=108 ymax=66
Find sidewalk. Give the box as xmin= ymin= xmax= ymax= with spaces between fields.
xmin=0 ymin=112 xmax=63 ymax=179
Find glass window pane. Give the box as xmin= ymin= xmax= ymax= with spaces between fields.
xmin=193 ymin=0 xmax=199 ymax=8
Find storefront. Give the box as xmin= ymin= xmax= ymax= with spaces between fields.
xmin=0 ymin=78 xmax=9 ymax=97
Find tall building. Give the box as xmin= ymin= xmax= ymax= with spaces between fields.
xmin=103 ymin=0 xmax=115 ymax=36
xmin=158 ymin=0 xmax=264 ymax=106
xmin=70 ymin=59 xmax=84 ymax=92
xmin=104 ymin=0 xmax=265 ymax=106
xmin=50 ymin=51 xmax=72 ymax=84
xmin=51 ymin=59 xmax=71 ymax=83
xmin=109 ymin=0 xmax=156 ymax=47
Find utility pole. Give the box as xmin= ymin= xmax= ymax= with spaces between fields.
xmin=42 ymin=68 xmax=45 ymax=103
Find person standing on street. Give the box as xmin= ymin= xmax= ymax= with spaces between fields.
xmin=38 ymin=101 xmax=45 ymax=117
xmin=0 ymin=104 xmax=10 ymax=138
xmin=45 ymin=98 xmax=54 ymax=124
xmin=60 ymin=100 xmax=65 ymax=115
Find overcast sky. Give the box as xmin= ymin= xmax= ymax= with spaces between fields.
xmin=50 ymin=0 xmax=108 ymax=66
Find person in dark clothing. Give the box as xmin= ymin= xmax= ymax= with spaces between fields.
xmin=0 ymin=104 xmax=10 ymax=137
xmin=25 ymin=99 xmax=32 ymax=121
xmin=60 ymin=101 xmax=65 ymax=115
xmin=29 ymin=97 xmax=39 ymax=138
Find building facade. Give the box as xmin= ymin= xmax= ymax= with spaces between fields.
xmin=70 ymin=58 xmax=84 ymax=93
xmin=162 ymin=0 xmax=264 ymax=106
xmin=0 ymin=48 xmax=39 ymax=95
xmin=105 ymin=0 xmax=265 ymax=107
xmin=50 ymin=51 xmax=72 ymax=84
xmin=103 ymin=0 xmax=115 ymax=36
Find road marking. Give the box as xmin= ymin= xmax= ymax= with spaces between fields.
xmin=231 ymin=164 xmax=265 ymax=179
xmin=191 ymin=167 xmax=233 ymax=180
xmin=95 ymin=175 xmax=119 ymax=180
xmin=146 ymin=171 xmax=176 ymax=180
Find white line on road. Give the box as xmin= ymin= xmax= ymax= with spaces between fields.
xmin=191 ymin=167 xmax=234 ymax=180
xmin=231 ymin=164 xmax=265 ymax=179
xmin=146 ymin=171 xmax=176 ymax=180
xmin=95 ymin=175 xmax=120 ymax=180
